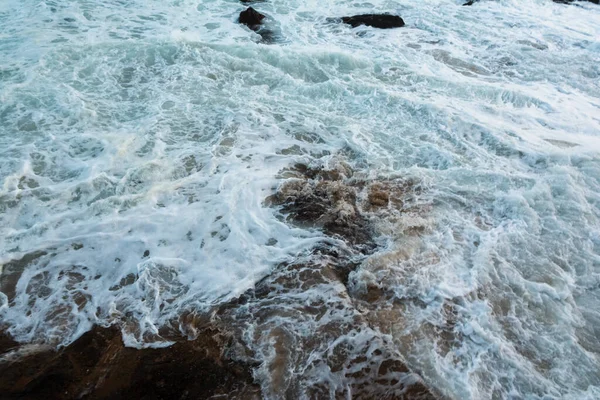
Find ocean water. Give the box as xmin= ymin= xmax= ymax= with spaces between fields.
xmin=1 ymin=0 xmax=600 ymax=398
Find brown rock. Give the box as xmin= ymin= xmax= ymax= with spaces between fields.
xmin=266 ymin=163 xmax=375 ymax=252
xmin=0 ymin=326 xmax=259 ymax=400
xmin=368 ymin=184 xmax=391 ymax=209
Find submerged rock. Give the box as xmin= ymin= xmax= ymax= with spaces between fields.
xmin=216 ymin=258 xmax=439 ymax=400
xmin=341 ymin=14 xmax=405 ymax=29
xmin=242 ymin=160 xmax=437 ymax=398
xmin=0 ymin=250 xmax=48 ymax=302
xmin=266 ymin=161 xmax=426 ymax=250
xmin=266 ymin=162 xmax=376 ymax=252
xmin=0 ymin=158 xmax=438 ymax=400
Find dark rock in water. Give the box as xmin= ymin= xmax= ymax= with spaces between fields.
xmin=216 ymin=258 xmax=439 ymax=400
xmin=463 ymin=0 xmax=476 ymax=5
xmin=238 ymin=7 xmax=275 ymax=43
xmin=210 ymin=162 xmax=437 ymax=399
xmin=0 ymin=326 xmax=259 ymax=399
xmin=0 ymin=159 xmax=437 ymax=400
xmin=266 ymin=162 xmax=424 ymax=251
xmin=238 ymin=7 xmax=265 ymax=28
xmin=341 ymin=14 xmax=405 ymax=29
xmin=0 ymin=331 xmax=18 ymax=355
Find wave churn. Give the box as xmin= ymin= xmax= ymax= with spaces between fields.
xmin=1 ymin=0 xmax=600 ymax=398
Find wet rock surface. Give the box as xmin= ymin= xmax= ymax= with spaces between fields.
xmin=340 ymin=14 xmax=406 ymax=29
xmin=251 ymin=161 xmax=438 ymax=398
xmin=238 ymin=7 xmax=265 ymax=28
xmin=212 ymin=254 xmax=439 ymax=399
xmin=238 ymin=7 xmax=276 ymax=43
xmin=0 ymin=250 xmax=49 ymax=302
xmin=266 ymin=162 xmax=376 ymax=252
xmin=0 ymin=160 xmax=439 ymax=399
xmin=0 ymin=325 xmax=259 ymax=400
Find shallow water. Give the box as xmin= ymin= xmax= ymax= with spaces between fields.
xmin=1 ymin=0 xmax=600 ymax=398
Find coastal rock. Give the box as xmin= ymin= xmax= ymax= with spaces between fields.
xmin=238 ymin=6 xmax=276 ymax=43
xmin=0 ymin=159 xmax=438 ymax=400
xmin=266 ymin=161 xmax=426 ymax=250
xmin=238 ymin=7 xmax=265 ymax=28
xmin=341 ymin=14 xmax=405 ymax=29
xmin=246 ymin=161 xmax=437 ymax=398
xmin=0 ymin=326 xmax=259 ymax=400
xmin=266 ymin=162 xmax=376 ymax=252
xmin=217 ymin=259 xmax=438 ymax=400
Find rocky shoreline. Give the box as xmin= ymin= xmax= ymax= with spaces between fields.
xmin=0 ymin=325 xmax=259 ymax=400
xmin=5 ymin=1 xmax=595 ymax=397
xmin=1 ymin=161 xmax=439 ymax=399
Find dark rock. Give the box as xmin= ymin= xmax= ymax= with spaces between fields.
xmin=0 ymin=332 xmax=18 ymax=354
xmin=463 ymin=0 xmax=476 ymax=5
xmin=238 ymin=6 xmax=276 ymax=43
xmin=238 ymin=7 xmax=265 ymax=28
xmin=340 ymin=14 xmax=405 ymax=29
xmin=214 ymin=176 xmax=438 ymax=399
xmin=0 ymin=326 xmax=259 ymax=400
xmin=0 ymin=159 xmax=437 ymax=400
xmin=266 ymin=162 xmax=424 ymax=251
